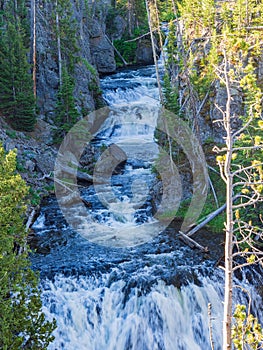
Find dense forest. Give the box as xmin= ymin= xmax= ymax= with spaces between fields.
xmin=0 ymin=0 xmax=263 ymax=349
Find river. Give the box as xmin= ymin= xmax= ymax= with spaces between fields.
xmin=31 ymin=64 xmax=263 ymax=350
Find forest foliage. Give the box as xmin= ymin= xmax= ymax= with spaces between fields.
xmin=162 ymin=0 xmax=263 ymax=228
xmin=160 ymin=1 xmax=263 ymax=348
xmin=0 ymin=0 xmax=36 ymax=132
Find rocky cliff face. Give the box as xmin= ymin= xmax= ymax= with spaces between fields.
xmin=0 ymin=0 xmax=156 ymax=203
xmin=36 ymin=0 xmax=116 ymax=121
xmin=89 ymin=18 xmax=116 ymax=73
xmin=0 ymin=0 xmax=119 ymax=201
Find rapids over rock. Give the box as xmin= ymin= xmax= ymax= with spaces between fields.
xmin=31 ymin=65 xmax=263 ymax=350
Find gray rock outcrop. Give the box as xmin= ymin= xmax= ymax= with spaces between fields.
xmin=36 ymin=0 xmax=115 ymax=121
xmin=110 ymin=15 xmax=127 ymax=40
xmin=89 ymin=19 xmax=116 ymax=73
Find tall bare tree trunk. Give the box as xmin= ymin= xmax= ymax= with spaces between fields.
xmin=224 ymin=158 xmax=233 ymax=350
xmin=222 ymin=48 xmax=233 ymax=350
xmin=145 ymin=0 xmax=163 ymax=104
xmin=153 ymin=0 xmax=165 ymax=65
xmin=55 ymin=0 xmax=62 ymax=86
xmin=171 ymin=0 xmax=177 ymax=17
xmin=145 ymin=0 xmax=176 ymax=173
xmin=127 ymin=0 xmax=132 ymax=36
xmin=32 ymin=0 xmax=36 ymax=97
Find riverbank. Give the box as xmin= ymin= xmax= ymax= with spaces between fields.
xmin=0 ymin=117 xmax=57 ymax=201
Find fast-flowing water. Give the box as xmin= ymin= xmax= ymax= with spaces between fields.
xmin=31 ymin=65 xmax=263 ymax=350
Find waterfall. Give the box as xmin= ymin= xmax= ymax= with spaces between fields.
xmin=38 ymin=269 xmax=262 ymax=350
xmin=32 ymin=64 xmax=263 ymax=349
xmin=41 ymin=274 xmax=224 ymax=350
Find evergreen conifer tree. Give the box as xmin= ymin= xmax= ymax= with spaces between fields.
xmin=54 ymin=0 xmax=80 ymax=139
xmin=56 ymin=0 xmax=79 ymax=73
xmin=54 ymin=67 xmax=80 ymax=142
xmin=0 ymin=145 xmax=56 ymax=349
xmin=0 ymin=0 xmax=36 ymax=132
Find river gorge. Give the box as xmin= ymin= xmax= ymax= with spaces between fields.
xmin=31 ymin=64 xmax=263 ymax=350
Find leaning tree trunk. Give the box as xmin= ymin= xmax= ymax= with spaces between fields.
xmin=153 ymin=0 xmax=165 ymax=65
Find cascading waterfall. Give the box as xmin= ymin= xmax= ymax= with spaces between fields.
xmin=40 ymin=275 xmax=225 ymax=350
xmin=32 ymin=64 xmax=263 ymax=350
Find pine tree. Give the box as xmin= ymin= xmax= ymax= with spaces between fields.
xmin=54 ymin=67 xmax=80 ymax=142
xmin=55 ymin=0 xmax=79 ymax=75
xmin=0 ymin=0 xmax=36 ymax=132
xmin=54 ymin=0 xmax=80 ymax=138
xmin=0 ymin=145 xmax=56 ymax=349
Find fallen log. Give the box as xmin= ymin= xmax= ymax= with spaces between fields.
xmin=105 ymin=35 xmax=128 ymax=66
xmin=124 ymin=31 xmax=152 ymax=43
xmin=124 ymin=20 xmax=179 ymax=43
xmin=26 ymin=208 xmax=38 ymax=231
xmin=19 ymin=209 xmax=38 ymax=255
xmin=185 ymin=194 xmax=241 ymax=237
xmin=55 ymin=163 xmax=93 ymax=183
xmin=186 ymin=204 xmax=227 ymax=237
xmin=179 ymin=231 xmax=209 ymax=252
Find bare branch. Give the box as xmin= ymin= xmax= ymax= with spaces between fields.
xmin=233 ymin=115 xmax=253 ymax=138
xmin=208 ymin=303 xmax=215 ymax=350
xmin=233 ymin=181 xmax=263 ymax=188
xmin=232 ymin=145 xmax=263 ymax=152
xmin=196 ymin=80 xmax=215 ymax=116
xmin=208 ymin=175 xmax=219 ymax=208
xmin=232 ymin=162 xmax=263 ymax=176
xmin=219 ymin=163 xmax=227 ymax=184
xmin=245 ymin=26 xmax=263 ymax=31
xmin=179 ymin=231 xmax=208 ymax=252
xmin=233 ymin=252 xmax=263 ymax=258
xmin=232 ymin=285 xmax=252 ymax=314
xmin=208 ymin=165 xmax=221 ymax=176
xmin=214 ymin=103 xmax=226 ymax=118
xmin=233 ymin=193 xmax=261 ymax=209
xmin=233 ymin=258 xmax=263 ymax=271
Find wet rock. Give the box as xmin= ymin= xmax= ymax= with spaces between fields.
xmin=79 ymin=145 xmax=95 ymax=167
xmin=55 ymin=162 xmax=93 ymax=183
xmin=136 ymin=39 xmax=154 ymax=65
xmin=36 ymin=246 xmax=51 ymax=255
xmin=90 ymin=19 xmax=116 ymax=73
xmin=165 ymin=270 xmax=201 ymax=289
